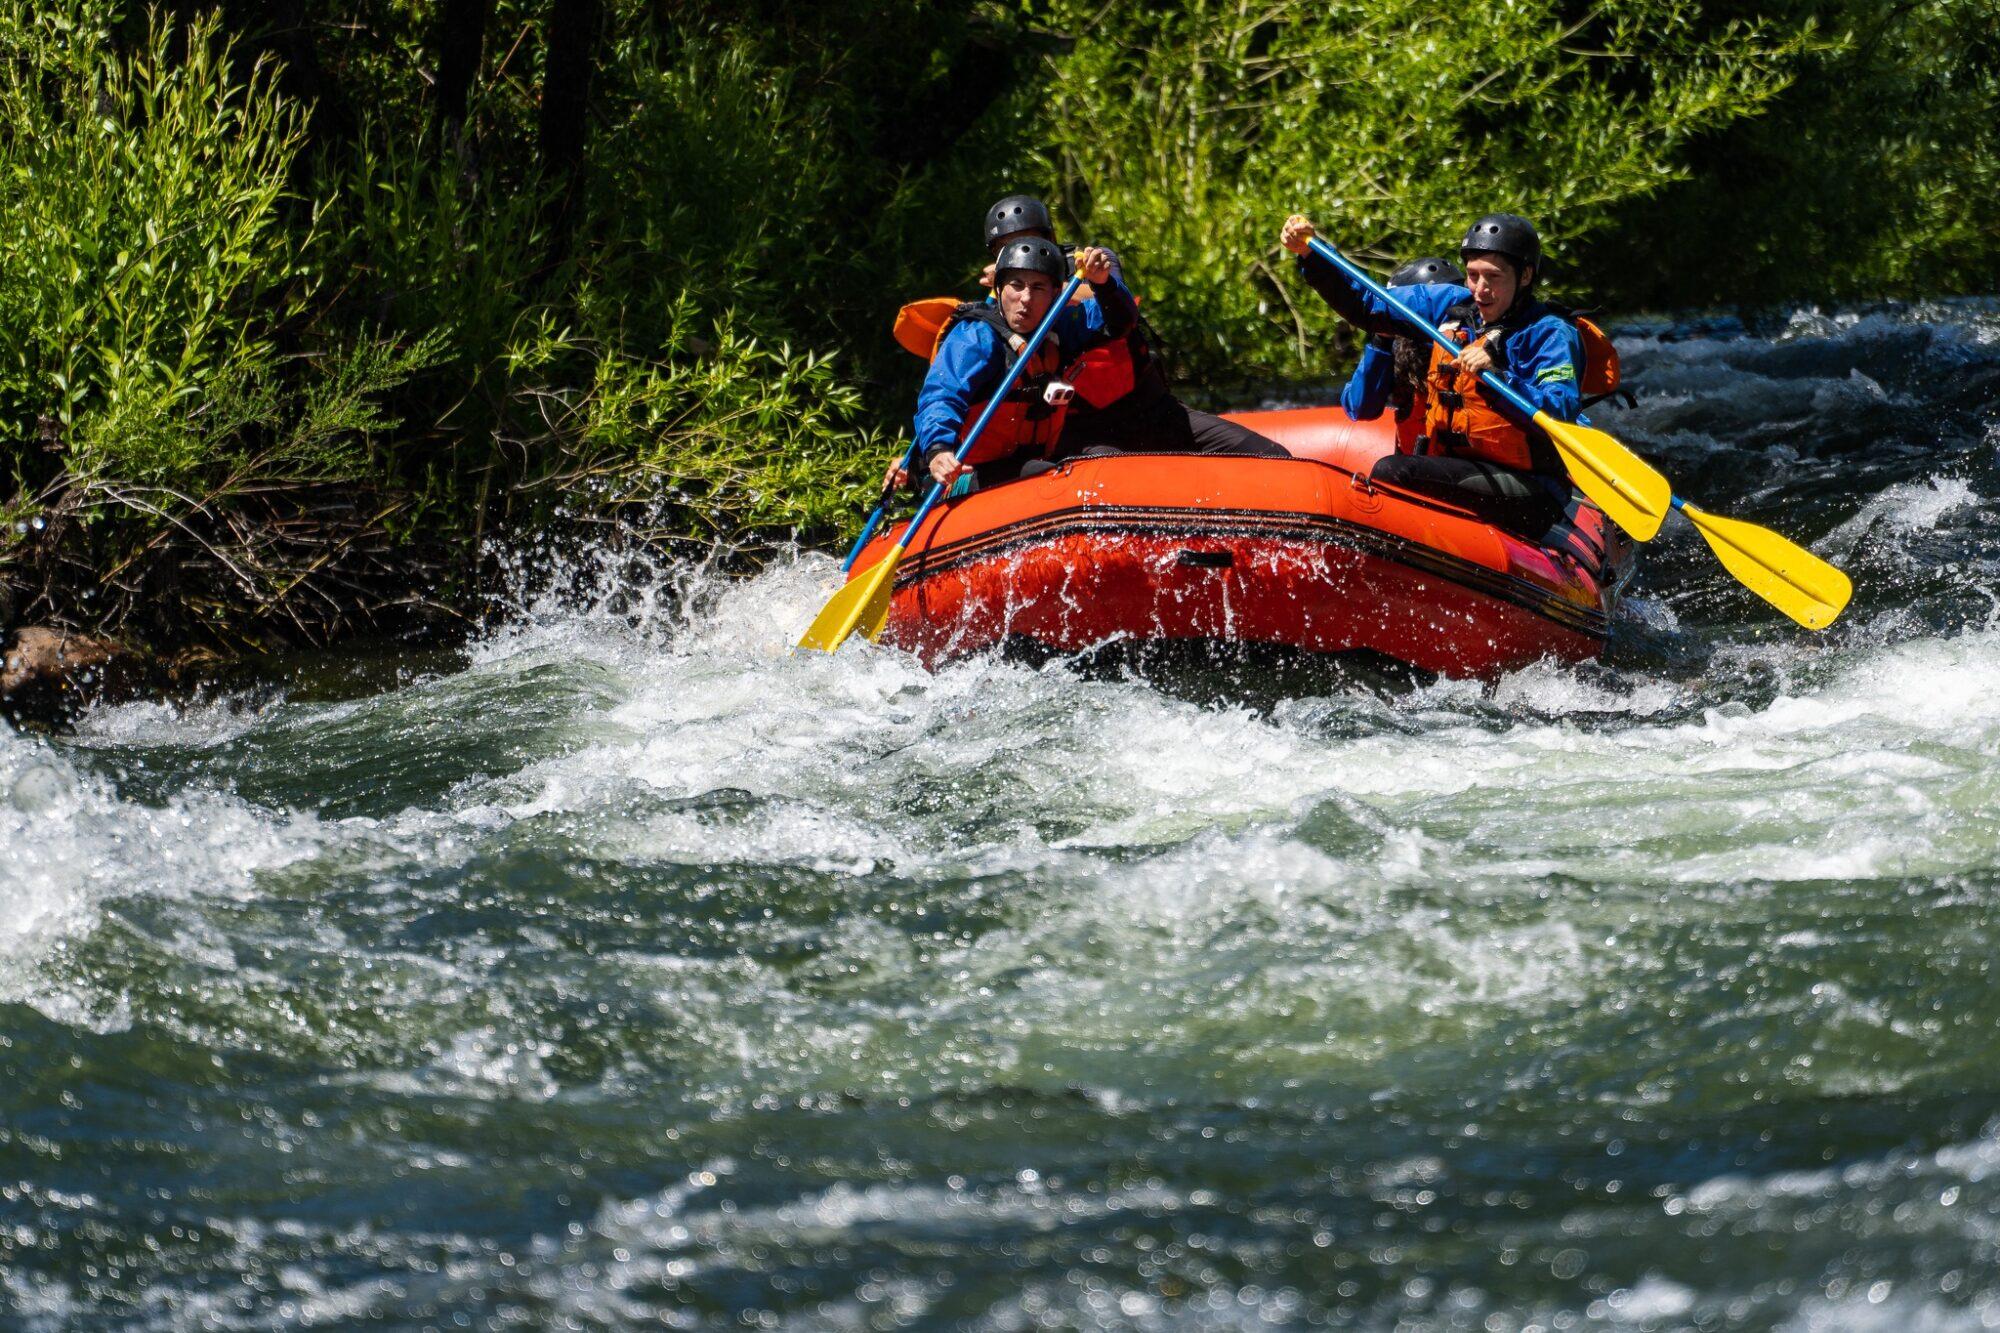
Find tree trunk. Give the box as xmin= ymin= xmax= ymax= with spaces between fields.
xmin=537 ymin=0 xmax=604 ymax=266
xmin=432 ymin=0 xmax=493 ymax=132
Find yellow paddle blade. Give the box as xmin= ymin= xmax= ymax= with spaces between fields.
xmin=794 ymin=544 xmax=904 ymax=653
xmin=1533 ymin=411 xmax=1672 ymax=542
xmin=1680 ymin=502 xmax=1853 ymax=630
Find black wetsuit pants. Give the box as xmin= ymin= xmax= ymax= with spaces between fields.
xmin=1057 ymin=392 xmax=1290 ymax=460
xmin=953 ymin=393 xmax=1290 ymax=493
xmin=1368 ymin=453 xmax=1570 ymax=537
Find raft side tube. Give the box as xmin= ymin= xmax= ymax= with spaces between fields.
xmin=846 ymin=407 xmax=1631 ymax=676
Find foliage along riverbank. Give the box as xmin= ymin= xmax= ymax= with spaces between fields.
xmin=1 ymin=0 xmax=1995 ymax=671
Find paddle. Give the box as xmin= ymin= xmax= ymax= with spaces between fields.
xmin=1303 ymin=235 xmax=1852 ymax=628
xmin=797 ymin=271 xmax=1086 ymax=653
xmin=1307 ymin=235 xmax=1670 ymax=540
xmin=839 ymin=439 xmax=923 ymax=573
xmin=1673 ymin=498 xmax=1852 ymax=631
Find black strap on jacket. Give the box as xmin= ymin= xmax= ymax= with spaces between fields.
xmin=924 ymin=302 xmax=1064 ymax=464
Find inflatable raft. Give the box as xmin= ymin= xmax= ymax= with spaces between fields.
xmin=846 ymin=405 xmax=1634 ymax=677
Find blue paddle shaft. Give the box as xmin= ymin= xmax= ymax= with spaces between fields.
xmin=892 ymin=274 xmax=1086 ymax=551
xmin=840 ymin=438 xmax=923 ymax=572
xmin=1305 ymin=235 xmax=1542 ymax=424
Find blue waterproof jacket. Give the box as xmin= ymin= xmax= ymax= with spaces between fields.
xmin=1299 ymin=251 xmax=1582 ymax=424
xmin=915 ymin=273 xmax=1138 ymax=460
xmin=1340 ymin=337 xmax=1396 ymax=422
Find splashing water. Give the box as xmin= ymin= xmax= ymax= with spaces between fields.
xmin=5 ymin=301 xmax=2000 ymax=1330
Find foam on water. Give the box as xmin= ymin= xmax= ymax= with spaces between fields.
xmin=8 ymin=301 xmax=2000 ymax=1327
xmin=1819 ymin=476 xmax=1981 ymax=562
xmin=13 ymin=546 xmax=2000 ymax=1059
xmin=0 ymin=722 xmax=327 ymax=1029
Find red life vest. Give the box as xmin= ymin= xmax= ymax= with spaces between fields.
xmin=938 ymin=303 xmax=1070 ymax=467
xmin=1065 ymin=322 xmax=1169 ymax=428
xmin=1066 ymin=333 xmax=1142 ymax=410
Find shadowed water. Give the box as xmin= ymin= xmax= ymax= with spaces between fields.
xmin=5 ymin=301 xmax=2000 ymax=1330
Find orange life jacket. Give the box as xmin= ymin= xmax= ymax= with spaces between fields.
xmin=1420 ymin=302 xmax=1621 ymax=475
xmin=938 ymin=303 xmax=1070 ymax=467
xmin=894 ymin=297 xmax=961 ymax=360
xmin=1570 ymin=311 xmax=1621 ymax=398
xmin=1422 ymin=329 xmax=1542 ymax=472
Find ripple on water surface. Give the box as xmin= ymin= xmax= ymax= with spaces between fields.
xmin=5 ymin=302 xmax=2000 ymax=1329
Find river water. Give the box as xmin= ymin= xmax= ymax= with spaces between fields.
xmin=5 ymin=302 xmax=2000 ymax=1330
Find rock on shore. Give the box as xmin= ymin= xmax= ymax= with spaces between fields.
xmin=1 ymin=627 xmax=152 ymax=728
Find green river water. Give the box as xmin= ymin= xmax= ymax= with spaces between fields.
xmin=5 ymin=304 xmax=2000 ymax=1329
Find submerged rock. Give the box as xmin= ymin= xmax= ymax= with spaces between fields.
xmin=1 ymin=626 xmax=153 ymax=729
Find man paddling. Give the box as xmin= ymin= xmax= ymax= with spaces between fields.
xmin=980 ymin=194 xmax=1287 ymax=460
xmin=911 ymin=236 xmax=1131 ymax=494
xmin=892 ymin=199 xmax=1287 ymax=492
xmin=1281 ymin=212 xmax=1579 ymax=533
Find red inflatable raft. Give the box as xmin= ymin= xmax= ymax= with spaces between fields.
xmin=846 ymin=405 xmax=1634 ymax=678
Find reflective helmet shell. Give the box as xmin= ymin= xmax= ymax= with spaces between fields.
xmin=1389 ymin=256 xmax=1464 ymax=287
xmin=1458 ymin=214 xmax=1542 ymax=273
xmin=984 ymin=195 xmax=1056 ymax=251
xmin=991 ymin=236 xmax=1068 ymax=283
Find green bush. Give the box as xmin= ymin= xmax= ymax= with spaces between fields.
xmin=1017 ymin=0 xmax=1813 ymax=383
xmin=309 ymin=27 xmax=889 ymax=541
xmin=0 ymin=0 xmax=304 ymax=475
xmin=0 ymin=4 xmax=450 ymax=643
xmin=0 ymin=0 xmax=1993 ymax=654
xmin=1579 ymin=0 xmax=2000 ymax=308
xmin=0 ymin=2 xmax=892 ymax=647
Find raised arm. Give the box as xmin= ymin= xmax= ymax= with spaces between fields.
xmin=1280 ymin=214 xmax=1460 ymax=339
xmin=1070 ymin=246 xmax=1135 ymax=340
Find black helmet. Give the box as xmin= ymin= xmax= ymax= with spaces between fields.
xmin=984 ymin=194 xmax=1055 ymax=251
xmin=991 ymin=236 xmax=1067 ymax=283
xmin=1388 ymin=256 xmax=1463 ymax=287
xmin=1459 ymin=213 xmax=1541 ymax=273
